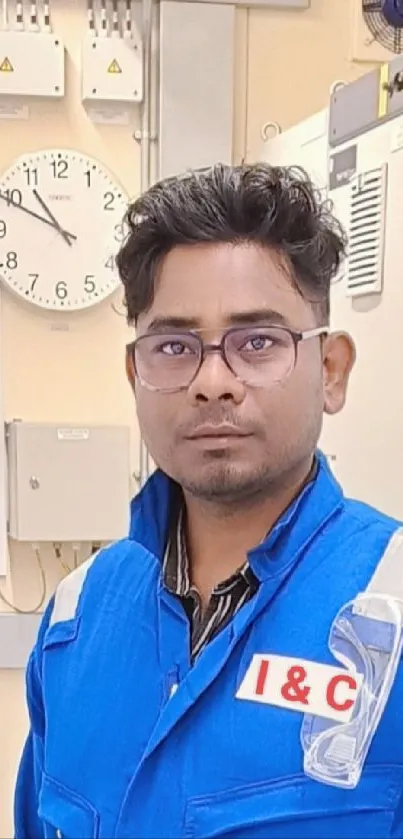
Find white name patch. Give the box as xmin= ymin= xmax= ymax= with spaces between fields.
xmin=236 ymin=654 xmax=363 ymax=723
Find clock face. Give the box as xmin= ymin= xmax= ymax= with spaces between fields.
xmin=0 ymin=149 xmax=129 ymax=311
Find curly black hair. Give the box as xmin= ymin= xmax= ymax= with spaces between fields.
xmin=116 ymin=163 xmax=347 ymax=324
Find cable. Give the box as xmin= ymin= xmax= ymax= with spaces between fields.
xmin=100 ymin=0 xmax=107 ymax=36
xmin=2 ymin=0 xmax=8 ymax=30
xmin=0 ymin=544 xmax=47 ymax=614
xmin=72 ymin=543 xmax=81 ymax=569
xmin=15 ymin=0 xmax=24 ymax=30
xmin=29 ymin=0 xmax=39 ymax=31
xmin=53 ymin=542 xmax=72 ymax=576
xmin=87 ymin=0 xmax=95 ymax=35
xmin=42 ymin=0 xmax=51 ymax=33
xmin=112 ymin=0 xmax=119 ymax=37
xmin=124 ymin=0 xmax=132 ymax=38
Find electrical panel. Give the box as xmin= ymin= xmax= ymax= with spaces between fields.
xmin=261 ymin=73 xmax=403 ymax=521
xmin=0 ymin=32 xmax=64 ymax=98
xmin=259 ymin=109 xmax=329 ymax=189
xmin=318 ymin=111 xmax=403 ymax=521
xmin=82 ymin=35 xmax=143 ymax=104
xmin=7 ymin=421 xmax=131 ymax=542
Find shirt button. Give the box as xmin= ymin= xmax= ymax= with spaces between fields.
xmin=56 ymin=830 xmax=63 ymax=838
xmin=170 ymin=682 xmax=178 ymax=698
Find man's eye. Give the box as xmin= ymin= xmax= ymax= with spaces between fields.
xmin=160 ymin=342 xmax=190 ymax=356
xmin=242 ymin=335 xmax=274 ymax=352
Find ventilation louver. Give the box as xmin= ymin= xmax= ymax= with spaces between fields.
xmin=346 ymin=164 xmax=387 ymax=297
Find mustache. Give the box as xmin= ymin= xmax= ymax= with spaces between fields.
xmin=178 ymin=410 xmax=248 ymax=436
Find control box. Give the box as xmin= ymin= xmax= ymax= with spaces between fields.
xmin=82 ymin=35 xmax=143 ymax=104
xmin=7 ymin=422 xmax=131 ymax=542
xmin=0 ymin=32 xmax=65 ymax=98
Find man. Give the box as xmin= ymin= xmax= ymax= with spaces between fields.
xmin=15 ymin=164 xmax=403 ymax=838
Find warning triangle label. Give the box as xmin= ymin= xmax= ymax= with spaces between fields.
xmin=0 ymin=57 xmax=14 ymax=72
xmin=107 ymin=58 xmax=122 ymax=74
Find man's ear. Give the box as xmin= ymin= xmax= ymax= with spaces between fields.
xmin=126 ymin=346 xmax=136 ymax=391
xmin=322 ymin=331 xmax=356 ymax=415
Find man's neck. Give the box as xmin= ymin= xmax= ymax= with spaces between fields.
xmin=182 ymin=457 xmax=316 ymax=606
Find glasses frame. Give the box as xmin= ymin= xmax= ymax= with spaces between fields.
xmin=126 ymin=324 xmax=329 ymax=393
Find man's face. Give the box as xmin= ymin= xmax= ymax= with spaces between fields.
xmin=129 ymin=242 xmax=354 ymax=502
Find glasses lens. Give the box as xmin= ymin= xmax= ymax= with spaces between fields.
xmin=134 ymin=332 xmax=202 ymax=391
xmin=225 ymin=326 xmax=295 ymax=385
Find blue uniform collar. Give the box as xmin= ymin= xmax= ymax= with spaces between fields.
xmin=128 ymin=451 xmax=343 ymax=572
xmin=248 ymin=452 xmax=343 ymax=582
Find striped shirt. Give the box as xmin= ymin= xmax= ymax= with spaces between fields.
xmin=163 ymin=504 xmax=259 ymax=660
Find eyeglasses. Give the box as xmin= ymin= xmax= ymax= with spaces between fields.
xmin=127 ymin=324 xmax=328 ymax=393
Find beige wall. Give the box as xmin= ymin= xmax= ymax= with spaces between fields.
xmin=234 ymin=0 xmax=375 ymax=163
xmin=0 ymin=0 xmax=378 ymax=834
xmin=0 ymin=4 xmax=140 ymax=833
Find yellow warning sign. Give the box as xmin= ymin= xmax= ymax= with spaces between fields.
xmin=0 ymin=57 xmax=14 ymax=73
xmin=107 ymin=58 xmax=122 ymax=75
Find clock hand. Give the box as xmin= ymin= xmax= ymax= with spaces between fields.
xmin=0 ymin=191 xmax=77 ymax=241
xmin=32 ymin=188 xmax=74 ymax=247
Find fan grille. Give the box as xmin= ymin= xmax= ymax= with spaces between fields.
xmin=363 ymin=1 xmax=403 ymax=53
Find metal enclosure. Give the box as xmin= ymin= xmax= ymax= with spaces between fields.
xmin=261 ymin=110 xmax=329 ymax=189
xmin=159 ymin=1 xmax=235 ymax=179
xmin=0 ymin=32 xmax=65 ymax=98
xmin=261 ymin=97 xmax=403 ymax=521
xmin=81 ymin=34 xmax=143 ymax=104
xmin=322 ymin=114 xmax=403 ymax=521
xmin=7 ymin=421 xmax=131 ymax=542
xmin=0 ymin=613 xmax=42 ymax=669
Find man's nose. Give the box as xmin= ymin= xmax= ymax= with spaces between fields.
xmin=187 ymin=349 xmax=246 ymax=403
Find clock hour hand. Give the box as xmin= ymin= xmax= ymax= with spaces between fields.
xmin=0 ymin=191 xmax=77 ymax=241
xmin=32 ymin=189 xmax=74 ymax=247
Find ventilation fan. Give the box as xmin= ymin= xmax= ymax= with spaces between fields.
xmin=363 ymin=0 xmax=403 ymax=53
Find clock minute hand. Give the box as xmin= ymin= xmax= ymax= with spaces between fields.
xmin=32 ymin=189 xmax=74 ymax=247
xmin=0 ymin=191 xmax=77 ymax=241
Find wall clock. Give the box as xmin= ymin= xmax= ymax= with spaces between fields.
xmin=0 ymin=148 xmax=129 ymax=311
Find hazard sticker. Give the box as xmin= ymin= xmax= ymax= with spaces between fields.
xmin=0 ymin=57 xmax=14 ymax=73
xmin=107 ymin=59 xmax=122 ymax=74
xmin=236 ymin=654 xmax=363 ymax=724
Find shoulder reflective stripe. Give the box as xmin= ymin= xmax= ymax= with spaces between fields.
xmin=49 ymin=550 xmax=101 ymax=626
xmin=365 ymin=527 xmax=403 ymax=601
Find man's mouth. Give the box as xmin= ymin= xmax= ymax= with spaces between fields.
xmin=187 ymin=424 xmax=251 ymax=440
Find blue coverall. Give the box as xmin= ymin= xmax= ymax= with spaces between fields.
xmin=14 ymin=453 xmax=403 ymax=838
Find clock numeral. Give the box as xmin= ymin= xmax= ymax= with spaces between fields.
xmin=0 ymin=220 xmax=7 ymax=239
xmin=1 ymin=188 xmax=22 ymax=207
xmin=55 ymin=281 xmax=68 ymax=300
xmin=105 ymin=255 xmax=115 ymax=271
xmin=84 ymin=275 xmax=96 ymax=293
xmin=114 ymin=222 xmax=126 ymax=243
xmin=84 ymin=169 xmax=92 ymax=188
xmin=51 ymin=159 xmax=69 ymax=179
xmin=6 ymin=251 xmax=17 ymax=270
xmin=28 ymin=273 xmax=39 ymax=292
xmin=103 ymin=192 xmax=115 ymax=211
xmin=24 ymin=167 xmax=38 ymax=187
